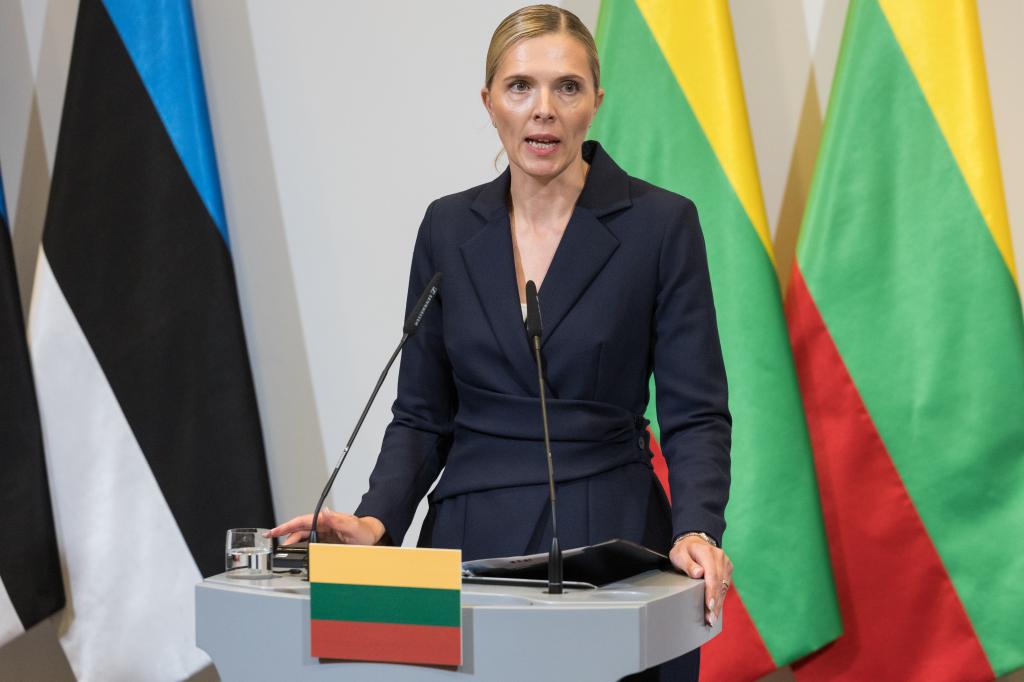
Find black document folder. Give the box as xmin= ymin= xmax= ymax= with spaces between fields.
xmin=460 ymin=538 xmax=671 ymax=588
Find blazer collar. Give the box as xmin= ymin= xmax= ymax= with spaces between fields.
xmin=469 ymin=140 xmax=632 ymax=220
xmin=461 ymin=141 xmax=629 ymax=395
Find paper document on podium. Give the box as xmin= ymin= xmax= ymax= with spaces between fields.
xmin=461 ymin=538 xmax=670 ymax=587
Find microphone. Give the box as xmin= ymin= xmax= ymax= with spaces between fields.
xmin=309 ymin=272 xmax=443 ymax=545
xmin=404 ymin=272 xmax=443 ymax=335
xmin=525 ymin=280 xmax=563 ymax=594
xmin=525 ymin=280 xmax=543 ymax=340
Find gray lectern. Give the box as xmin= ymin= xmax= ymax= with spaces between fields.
xmin=196 ymin=569 xmax=720 ymax=681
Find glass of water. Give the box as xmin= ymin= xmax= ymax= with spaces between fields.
xmin=225 ymin=528 xmax=272 ymax=578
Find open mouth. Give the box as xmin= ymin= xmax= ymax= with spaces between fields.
xmin=525 ymin=135 xmax=560 ymax=151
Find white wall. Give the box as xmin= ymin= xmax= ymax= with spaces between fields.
xmin=1 ymin=1 xmax=1023 ymax=676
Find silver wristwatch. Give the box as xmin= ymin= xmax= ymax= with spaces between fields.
xmin=673 ymin=531 xmax=718 ymax=548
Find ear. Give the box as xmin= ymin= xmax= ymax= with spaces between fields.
xmin=594 ymin=86 xmax=605 ymax=113
xmin=481 ymin=87 xmax=494 ymax=121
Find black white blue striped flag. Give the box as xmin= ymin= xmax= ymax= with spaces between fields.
xmin=29 ymin=1 xmax=275 ymax=678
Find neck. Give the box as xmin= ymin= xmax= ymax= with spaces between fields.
xmin=508 ymin=153 xmax=588 ymax=226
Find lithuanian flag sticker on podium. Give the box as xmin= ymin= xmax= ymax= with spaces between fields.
xmin=309 ymin=544 xmax=462 ymax=666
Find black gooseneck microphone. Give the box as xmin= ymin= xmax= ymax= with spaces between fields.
xmin=525 ymin=280 xmax=563 ymax=594
xmin=309 ymin=272 xmax=443 ymax=545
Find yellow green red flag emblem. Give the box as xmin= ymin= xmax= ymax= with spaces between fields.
xmin=309 ymin=543 xmax=462 ymax=666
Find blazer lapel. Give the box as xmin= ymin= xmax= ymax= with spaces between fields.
xmin=536 ymin=207 xmax=619 ymax=347
xmin=537 ymin=141 xmax=631 ymax=348
xmin=460 ymin=173 xmax=539 ymax=395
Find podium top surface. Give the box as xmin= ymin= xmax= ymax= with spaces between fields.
xmin=200 ymin=567 xmax=700 ymax=608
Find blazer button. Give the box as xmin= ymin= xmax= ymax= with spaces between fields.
xmin=637 ymin=436 xmax=645 ymax=450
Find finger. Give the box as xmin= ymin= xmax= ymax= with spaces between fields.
xmin=702 ymin=566 xmax=722 ymax=611
xmin=716 ymin=554 xmax=734 ymax=619
xmin=280 ymin=529 xmax=310 ymax=546
xmin=689 ymin=546 xmax=722 ymax=619
xmin=265 ymin=514 xmax=315 ymax=538
xmin=670 ymin=547 xmax=704 ymax=578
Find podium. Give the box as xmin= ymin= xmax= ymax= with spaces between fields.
xmin=196 ymin=569 xmax=720 ymax=681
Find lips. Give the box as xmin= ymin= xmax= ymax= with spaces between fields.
xmin=525 ymin=134 xmax=561 ymax=153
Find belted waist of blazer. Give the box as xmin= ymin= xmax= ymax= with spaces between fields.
xmin=430 ymin=378 xmax=652 ymax=501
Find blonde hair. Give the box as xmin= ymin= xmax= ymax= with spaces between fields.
xmin=484 ymin=4 xmax=600 ymax=90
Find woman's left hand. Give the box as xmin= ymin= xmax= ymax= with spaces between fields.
xmin=670 ymin=536 xmax=733 ymax=626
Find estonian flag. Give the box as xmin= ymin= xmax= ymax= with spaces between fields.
xmin=0 ymin=166 xmax=65 ymax=647
xmin=28 ymin=1 xmax=274 ymax=679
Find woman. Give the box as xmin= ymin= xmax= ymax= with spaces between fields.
xmin=269 ymin=5 xmax=733 ymax=679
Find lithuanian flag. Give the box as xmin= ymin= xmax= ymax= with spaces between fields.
xmin=787 ymin=1 xmax=1024 ymax=679
xmin=591 ymin=2 xmax=841 ymax=679
xmin=309 ymin=544 xmax=462 ymax=666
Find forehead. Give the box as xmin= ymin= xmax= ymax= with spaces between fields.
xmin=496 ymin=33 xmax=592 ymax=80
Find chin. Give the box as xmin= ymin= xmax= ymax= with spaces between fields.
xmin=513 ymin=155 xmax=571 ymax=180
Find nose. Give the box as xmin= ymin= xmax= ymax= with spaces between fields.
xmin=533 ymin=89 xmax=555 ymax=122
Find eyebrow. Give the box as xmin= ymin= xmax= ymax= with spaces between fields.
xmin=502 ymin=73 xmax=587 ymax=83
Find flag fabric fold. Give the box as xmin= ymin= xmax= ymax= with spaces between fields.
xmin=0 ymin=165 xmax=65 ymax=648
xmin=590 ymin=2 xmax=841 ymax=679
xmin=787 ymin=1 xmax=1024 ymax=679
xmin=28 ymin=0 xmax=274 ymax=678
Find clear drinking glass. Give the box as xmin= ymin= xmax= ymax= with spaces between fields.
xmin=225 ymin=528 xmax=272 ymax=577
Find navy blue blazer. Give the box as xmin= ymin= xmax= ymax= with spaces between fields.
xmin=356 ymin=141 xmax=731 ymax=557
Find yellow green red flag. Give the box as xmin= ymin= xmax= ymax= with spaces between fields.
xmin=591 ymin=2 xmax=841 ymax=679
xmin=787 ymin=1 xmax=1024 ymax=679
xmin=309 ymin=543 xmax=462 ymax=665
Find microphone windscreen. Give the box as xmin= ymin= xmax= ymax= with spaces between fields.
xmin=525 ymin=280 xmax=543 ymax=340
xmin=403 ymin=272 xmax=443 ymax=335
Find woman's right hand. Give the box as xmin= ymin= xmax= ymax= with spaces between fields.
xmin=264 ymin=510 xmax=385 ymax=546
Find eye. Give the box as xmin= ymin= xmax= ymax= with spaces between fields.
xmin=560 ymin=80 xmax=581 ymax=94
xmin=509 ymin=80 xmax=530 ymax=93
